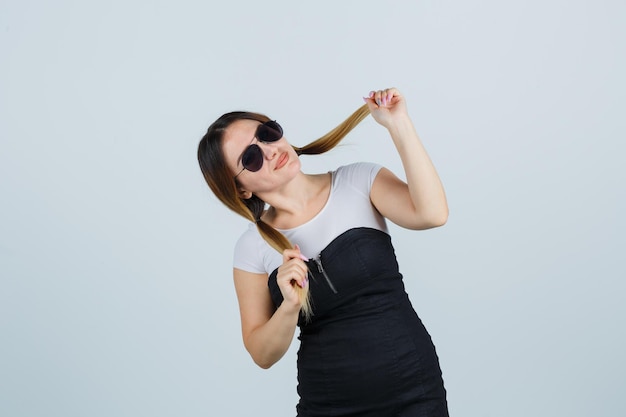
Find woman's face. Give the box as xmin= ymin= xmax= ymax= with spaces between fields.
xmin=222 ymin=119 xmax=301 ymax=196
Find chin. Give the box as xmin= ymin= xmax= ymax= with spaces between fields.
xmin=288 ymin=156 xmax=302 ymax=175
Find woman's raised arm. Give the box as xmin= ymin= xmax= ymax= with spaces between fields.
xmin=365 ymin=88 xmax=448 ymax=230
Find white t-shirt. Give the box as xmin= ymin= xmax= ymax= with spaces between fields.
xmin=233 ymin=162 xmax=388 ymax=274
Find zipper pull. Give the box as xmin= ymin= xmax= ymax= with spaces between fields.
xmin=314 ymin=255 xmax=337 ymax=294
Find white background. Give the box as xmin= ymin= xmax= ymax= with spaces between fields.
xmin=1 ymin=1 xmax=624 ymax=416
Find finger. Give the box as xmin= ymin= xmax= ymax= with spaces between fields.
xmin=372 ymin=88 xmax=397 ymax=107
xmin=363 ymin=89 xmax=396 ymax=108
xmin=288 ymin=260 xmax=309 ymax=278
xmin=294 ymin=244 xmax=308 ymax=261
xmin=387 ymin=87 xmax=401 ymax=105
xmin=374 ymin=90 xmax=383 ymax=106
xmin=283 ymin=248 xmax=308 ymax=263
xmin=383 ymin=89 xmax=392 ymax=105
xmin=283 ymin=265 xmax=308 ymax=288
xmin=279 ymin=259 xmax=309 ymax=283
xmin=379 ymin=90 xmax=388 ymax=106
xmin=363 ymin=90 xmax=378 ymax=106
xmin=362 ymin=96 xmax=378 ymax=110
xmin=294 ymin=271 xmax=308 ymax=288
xmin=384 ymin=88 xmax=392 ymax=104
xmin=378 ymin=89 xmax=393 ymax=107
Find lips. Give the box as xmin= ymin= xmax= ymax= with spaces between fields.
xmin=275 ymin=152 xmax=288 ymax=170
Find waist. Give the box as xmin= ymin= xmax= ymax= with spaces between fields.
xmin=299 ymin=284 xmax=414 ymax=335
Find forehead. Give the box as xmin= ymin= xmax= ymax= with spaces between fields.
xmin=224 ymin=118 xmax=261 ymax=141
xmin=222 ymin=119 xmax=261 ymax=162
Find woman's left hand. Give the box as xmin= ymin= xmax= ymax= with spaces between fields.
xmin=363 ymin=87 xmax=409 ymax=129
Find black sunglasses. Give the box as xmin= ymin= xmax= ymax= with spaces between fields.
xmin=234 ymin=120 xmax=283 ymax=178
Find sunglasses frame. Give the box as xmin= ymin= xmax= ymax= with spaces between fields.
xmin=233 ymin=120 xmax=283 ymax=179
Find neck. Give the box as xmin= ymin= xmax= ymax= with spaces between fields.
xmin=259 ymin=172 xmax=331 ymax=228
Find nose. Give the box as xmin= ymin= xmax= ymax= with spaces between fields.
xmin=257 ymin=141 xmax=278 ymax=160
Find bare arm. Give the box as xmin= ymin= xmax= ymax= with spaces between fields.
xmin=365 ymin=88 xmax=448 ymax=229
xmin=232 ymin=248 xmax=308 ymax=369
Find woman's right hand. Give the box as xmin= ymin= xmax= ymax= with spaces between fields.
xmin=276 ymin=246 xmax=309 ymax=309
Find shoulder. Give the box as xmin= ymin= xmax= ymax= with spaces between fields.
xmin=335 ymin=161 xmax=383 ymax=177
xmin=234 ymin=222 xmax=261 ymax=248
xmin=333 ymin=162 xmax=384 ymax=192
xmin=233 ymin=223 xmax=269 ymax=274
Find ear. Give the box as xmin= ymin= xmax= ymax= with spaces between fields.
xmin=238 ymin=187 xmax=253 ymax=200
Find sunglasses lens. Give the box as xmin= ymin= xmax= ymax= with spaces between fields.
xmin=257 ymin=121 xmax=283 ymax=143
xmin=237 ymin=121 xmax=283 ymax=176
xmin=241 ymin=144 xmax=264 ymax=172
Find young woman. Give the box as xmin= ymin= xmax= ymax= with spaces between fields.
xmin=198 ymin=88 xmax=450 ymax=416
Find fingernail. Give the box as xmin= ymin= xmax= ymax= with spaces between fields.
xmin=294 ymin=244 xmax=308 ymax=261
xmin=382 ymin=97 xmax=387 ymax=106
xmin=369 ymin=91 xmax=375 ymax=98
xmin=362 ymin=97 xmax=368 ymax=103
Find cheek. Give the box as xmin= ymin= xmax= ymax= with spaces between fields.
xmin=286 ymin=151 xmax=302 ymax=172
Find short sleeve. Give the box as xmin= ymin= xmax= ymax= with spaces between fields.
xmin=335 ymin=162 xmax=383 ymax=197
xmin=233 ymin=224 xmax=267 ymax=274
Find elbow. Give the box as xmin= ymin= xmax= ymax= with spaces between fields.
xmin=243 ymin=333 xmax=281 ymax=370
xmin=429 ymin=204 xmax=449 ymax=227
xmin=412 ymin=209 xmax=448 ymax=230
xmin=252 ymin=355 xmax=277 ymax=369
xmin=422 ymin=217 xmax=447 ymax=229
xmin=432 ymin=211 xmax=448 ymax=227
xmin=246 ymin=344 xmax=278 ymax=369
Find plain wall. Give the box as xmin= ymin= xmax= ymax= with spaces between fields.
xmin=1 ymin=1 xmax=624 ymax=416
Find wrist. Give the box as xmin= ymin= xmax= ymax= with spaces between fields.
xmin=386 ymin=115 xmax=416 ymax=138
xmin=278 ymin=298 xmax=302 ymax=316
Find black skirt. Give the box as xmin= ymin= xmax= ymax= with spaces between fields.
xmin=269 ymin=228 xmax=449 ymax=417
